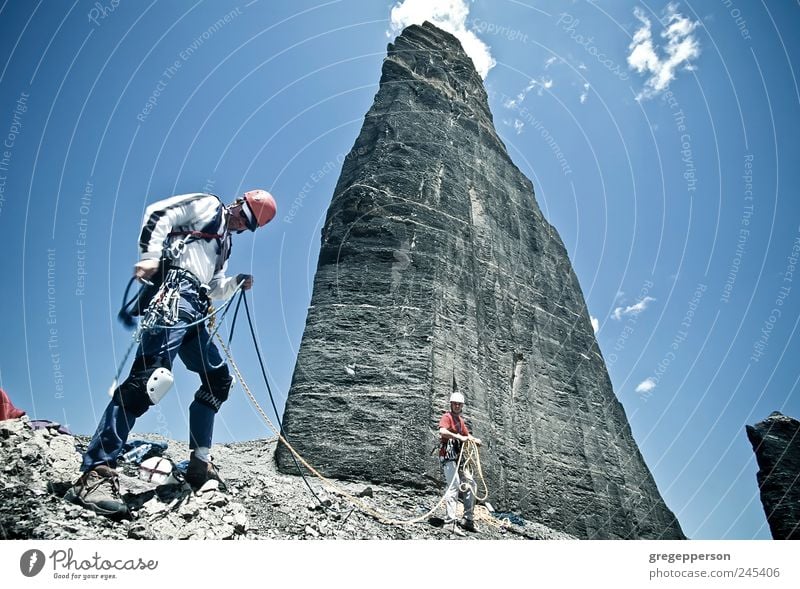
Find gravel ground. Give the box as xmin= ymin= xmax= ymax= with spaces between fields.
xmin=0 ymin=417 xmax=573 ymax=540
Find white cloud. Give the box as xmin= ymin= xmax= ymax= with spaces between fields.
xmin=590 ymin=316 xmax=599 ymax=333
xmin=544 ymin=56 xmax=558 ymax=69
xmin=627 ymin=3 xmax=701 ymax=100
xmin=635 ymin=377 xmax=657 ymax=394
xmin=503 ymin=76 xmax=554 ymax=109
xmin=612 ymin=296 xmax=656 ymax=320
xmin=513 ymin=119 xmax=525 ymax=134
xmin=580 ymin=82 xmax=590 ymax=104
xmin=389 ymin=0 xmax=495 ymax=78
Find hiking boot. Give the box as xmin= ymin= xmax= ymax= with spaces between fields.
xmin=64 ymin=465 xmax=128 ymax=519
xmin=184 ymin=452 xmax=227 ymax=491
xmin=450 ymin=523 xmax=466 ymax=537
xmin=460 ymin=518 xmax=479 ymax=533
xmin=443 ymin=518 xmax=466 ymax=537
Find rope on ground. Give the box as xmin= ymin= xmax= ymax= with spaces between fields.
xmin=216 ymin=332 xmax=486 ymax=526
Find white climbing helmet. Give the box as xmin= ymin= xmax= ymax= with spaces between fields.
xmin=450 ymin=392 xmax=465 ymax=404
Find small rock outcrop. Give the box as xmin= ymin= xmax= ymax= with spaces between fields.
xmin=0 ymin=417 xmax=569 ymax=540
xmin=277 ymin=21 xmax=683 ymax=539
xmin=746 ymin=411 xmax=800 ymax=539
xmin=0 ymin=417 xmax=248 ymax=540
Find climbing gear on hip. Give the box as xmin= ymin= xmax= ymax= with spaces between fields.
xmin=109 ymin=275 xmax=243 ymax=397
xmin=139 ymin=268 xmax=184 ymax=333
xmin=138 ymin=267 xmax=209 ymax=335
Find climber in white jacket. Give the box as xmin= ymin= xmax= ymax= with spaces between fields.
xmin=66 ymin=189 xmax=277 ymax=519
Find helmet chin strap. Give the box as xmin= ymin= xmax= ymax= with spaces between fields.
xmin=226 ymin=199 xmax=243 ymax=216
xmin=226 ymin=200 xmax=255 ymax=233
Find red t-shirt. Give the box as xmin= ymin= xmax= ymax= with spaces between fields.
xmin=439 ymin=411 xmax=469 ymax=458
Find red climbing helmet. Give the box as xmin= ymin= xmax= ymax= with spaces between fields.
xmin=240 ymin=189 xmax=277 ymax=230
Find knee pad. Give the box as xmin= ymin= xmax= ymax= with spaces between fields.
xmin=113 ymin=360 xmax=174 ymax=418
xmin=194 ymin=365 xmax=233 ymax=413
xmin=145 ymin=367 xmax=173 ymax=404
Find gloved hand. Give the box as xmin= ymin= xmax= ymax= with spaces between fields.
xmin=237 ymin=274 xmax=254 ymax=291
xmin=134 ymin=259 xmax=160 ymax=283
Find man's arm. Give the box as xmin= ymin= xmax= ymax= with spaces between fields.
xmin=439 ymin=427 xmax=468 ymax=442
xmin=439 ymin=428 xmax=481 ymax=446
xmin=208 ymin=262 xmax=252 ymax=300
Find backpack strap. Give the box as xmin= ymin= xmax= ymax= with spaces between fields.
xmin=168 ymin=229 xmax=225 ymax=240
xmin=167 ymin=197 xmax=229 ymax=255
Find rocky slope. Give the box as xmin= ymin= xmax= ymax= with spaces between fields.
xmin=746 ymin=412 xmax=800 ymax=539
xmin=0 ymin=417 xmax=571 ymax=540
xmin=276 ymin=21 xmax=683 ymax=539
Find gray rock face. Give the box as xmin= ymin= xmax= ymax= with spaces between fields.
xmin=746 ymin=412 xmax=800 ymax=539
xmin=277 ymin=21 xmax=683 ymax=539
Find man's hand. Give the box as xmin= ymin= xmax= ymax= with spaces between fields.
xmin=469 ymin=436 xmax=482 ymax=446
xmin=134 ymin=259 xmax=160 ymax=283
xmin=237 ymin=274 xmax=254 ymax=291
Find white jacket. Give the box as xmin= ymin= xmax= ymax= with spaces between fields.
xmin=138 ymin=193 xmax=239 ymax=300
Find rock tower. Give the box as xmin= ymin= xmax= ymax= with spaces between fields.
xmin=277 ymin=22 xmax=684 ymax=539
xmin=746 ymin=412 xmax=800 ymax=539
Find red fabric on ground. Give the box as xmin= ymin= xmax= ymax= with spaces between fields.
xmin=0 ymin=388 xmax=25 ymax=421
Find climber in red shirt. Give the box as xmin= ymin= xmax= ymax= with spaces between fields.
xmin=438 ymin=391 xmax=481 ymax=533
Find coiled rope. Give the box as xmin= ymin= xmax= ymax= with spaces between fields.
xmin=460 ymin=436 xmax=489 ymax=501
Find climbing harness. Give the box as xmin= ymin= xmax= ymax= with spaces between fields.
xmin=119 ymin=269 xmax=242 ymax=338
xmin=139 ymin=268 xmax=184 ymax=332
xmin=108 ymin=275 xmax=243 ymax=396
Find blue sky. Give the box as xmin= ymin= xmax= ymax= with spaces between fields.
xmin=0 ymin=0 xmax=798 ymax=540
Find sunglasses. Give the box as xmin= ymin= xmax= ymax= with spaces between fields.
xmin=236 ymin=203 xmax=257 ymax=231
